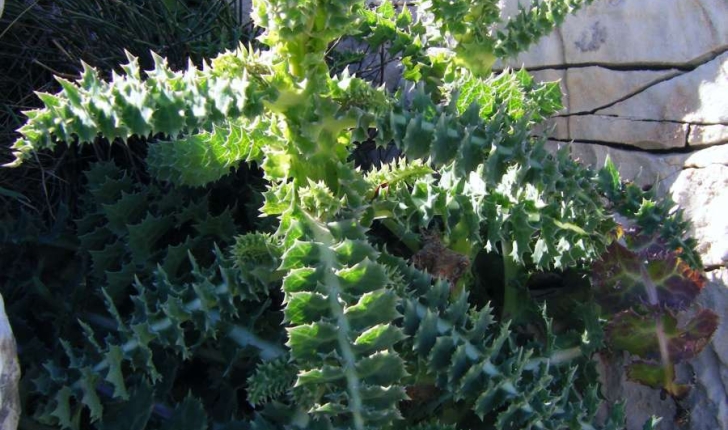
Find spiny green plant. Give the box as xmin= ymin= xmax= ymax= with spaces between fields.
xmin=0 ymin=0 xmax=257 ymax=232
xmin=2 ymin=160 xmax=280 ymax=430
xmin=76 ymin=161 xmax=237 ymax=297
xmin=6 ymin=1 xmax=710 ymax=429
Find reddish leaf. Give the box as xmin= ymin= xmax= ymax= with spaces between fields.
xmin=606 ymin=309 xmax=718 ymax=362
xmin=591 ymin=240 xmax=705 ymax=313
xmin=605 ymin=309 xmax=661 ymax=360
xmin=590 ymin=242 xmax=643 ymax=313
xmin=595 ymin=231 xmax=716 ymax=399
xmin=668 ymin=309 xmax=719 ymax=362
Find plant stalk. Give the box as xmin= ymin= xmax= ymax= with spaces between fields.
xmin=640 ymin=265 xmax=677 ymax=395
xmin=501 ymin=241 xmax=526 ymax=320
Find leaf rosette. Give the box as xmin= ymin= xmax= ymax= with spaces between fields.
xmin=591 ymin=237 xmax=707 ymax=313
xmin=591 ymin=232 xmax=718 ymax=398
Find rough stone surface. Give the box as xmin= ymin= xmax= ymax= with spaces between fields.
xmin=596 ymin=353 xmax=679 ymax=430
xmin=540 ymin=115 xmax=691 ymax=149
xmin=688 ymin=124 xmax=728 ymax=147
xmin=564 ymin=68 xmax=680 ymax=114
xmin=534 ymin=116 xmax=569 ymax=141
xmin=0 ymin=294 xmax=19 ymax=430
xmin=686 ymin=269 xmax=728 ymax=430
xmin=502 ymin=0 xmax=728 ymax=150
xmin=682 ymin=143 xmax=728 ymax=168
xmin=670 ymin=164 xmax=728 ymax=268
xmin=600 ymin=52 xmax=728 ymax=124
xmin=504 ymin=0 xmax=728 ymax=66
xmin=529 ymin=67 xmax=681 ymax=114
xmin=566 ymin=116 xmax=689 ymax=149
xmin=674 ymin=150 xmax=728 ymax=430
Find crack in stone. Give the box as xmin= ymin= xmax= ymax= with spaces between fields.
xmin=686 ymin=124 xmax=692 ymax=148
xmin=683 ymin=160 xmax=728 ymax=170
xmin=553 ymin=113 xmax=728 ymax=127
xmin=675 ymin=142 xmax=725 ymax=152
xmin=509 ymin=46 xmax=728 ymax=120
xmin=497 ymin=44 xmax=728 ymax=73
xmin=585 ymin=47 xmax=727 ymax=116
xmin=498 ymin=61 xmax=692 ymax=72
xmin=564 ymin=70 xmax=683 ymax=115
xmin=500 ymin=46 xmax=728 ymax=122
xmin=547 ymin=137 xmax=696 ymax=154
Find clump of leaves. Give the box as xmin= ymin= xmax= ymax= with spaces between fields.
xmin=591 ymin=227 xmax=718 ymax=399
xmin=0 ymin=0 xmax=256 ymax=228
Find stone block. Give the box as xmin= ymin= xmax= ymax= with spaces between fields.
xmin=504 ymin=0 xmax=728 ymax=66
xmin=0 ymin=295 xmax=19 ymax=430
xmin=686 ymin=269 xmax=728 ymax=430
xmin=568 ymin=115 xmax=688 ymax=149
xmin=670 ymin=163 xmax=728 ymax=268
xmin=688 ymin=124 xmax=728 ymax=147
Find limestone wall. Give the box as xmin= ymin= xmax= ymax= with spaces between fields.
xmin=501 ymin=1 xmax=727 ymax=429
xmin=502 ymin=0 xmax=728 ymax=150
xmin=0 ymin=295 xmax=19 ymax=430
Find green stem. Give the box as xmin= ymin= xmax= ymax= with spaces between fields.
xmin=382 ymin=218 xmax=421 ymax=253
xmin=524 ymin=346 xmax=583 ymax=370
xmin=500 ymin=241 xmax=525 ymax=320
xmin=324 ymin=261 xmax=365 ymax=430
xmin=640 ymin=264 xmax=677 ymax=395
xmin=88 ymin=281 xmax=285 ymax=377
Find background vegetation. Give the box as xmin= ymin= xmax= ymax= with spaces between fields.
xmin=0 ymin=0 xmax=254 ymax=222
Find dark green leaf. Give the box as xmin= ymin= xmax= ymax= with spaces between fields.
xmin=160 ymin=394 xmax=208 ymax=430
